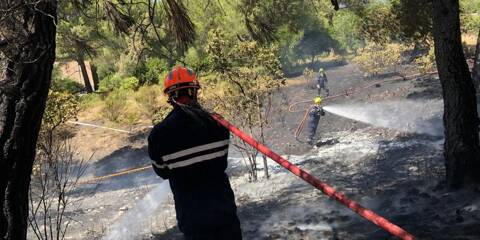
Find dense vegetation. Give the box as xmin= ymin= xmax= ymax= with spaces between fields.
xmin=50 ymin=0 xmax=480 ymax=185
xmin=52 ymin=0 xmax=480 ymax=121
xmin=1 ymin=1 xmax=480 ymax=239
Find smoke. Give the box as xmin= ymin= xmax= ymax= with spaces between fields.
xmin=103 ymin=180 xmax=171 ymax=240
xmin=323 ymin=100 xmax=444 ymax=136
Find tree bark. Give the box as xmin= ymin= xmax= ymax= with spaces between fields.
xmin=76 ymin=54 xmax=93 ymax=93
xmin=472 ymin=29 xmax=480 ymax=92
xmin=91 ymin=64 xmax=99 ymax=91
xmin=432 ymin=0 xmax=480 ymax=189
xmin=0 ymin=1 xmax=57 ymax=239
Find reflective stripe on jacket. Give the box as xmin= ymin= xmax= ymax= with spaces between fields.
xmin=147 ymin=106 xmax=239 ymax=234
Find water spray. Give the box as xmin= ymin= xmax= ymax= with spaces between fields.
xmin=102 ymin=180 xmax=171 ymax=240
xmin=322 ymin=100 xmax=444 ymax=136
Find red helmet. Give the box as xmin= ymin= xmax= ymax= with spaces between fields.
xmin=163 ymin=66 xmax=200 ymax=95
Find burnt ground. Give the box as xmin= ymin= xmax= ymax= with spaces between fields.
xmin=43 ymin=63 xmax=480 ymax=240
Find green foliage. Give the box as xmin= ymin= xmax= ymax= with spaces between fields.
xmin=43 ymin=91 xmax=80 ymax=131
xmin=103 ymin=90 xmax=128 ymax=122
xmin=202 ymin=28 xmax=284 ymax=127
xmin=79 ymin=93 xmax=103 ymax=110
xmin=239 ymin=0 xmax=308 ymax=43
xmin=121 ymin=76 xmax=140 ymax=90
xmin=461 ymin=0 xmax=480 ymax=33
xmin=99 ymin=74 xmax=139 ymax=92
xmin=276 ymin=26 xmax=304 ymax=74
xmin=134 ymin=57 xmax=168 ymax=85
xmin=99 ymin=74 xmax=122 ymax=92
xmin=50 ymin=66 xmax=84 ymax=93
xmin=202 ymin=29 xmax=285 ymax=180
xmin=353 ymin=42 xmax=408 ymax=76
xmin=294 ymin=29 xmax=337 ymax=61
xmin=357 ymin=1 xmax=399 ymax=44
xmin=329 ymin=11 xmax=363 ymax=52
xmin=205 ymin=29 xmax=231 ymax=73
xmin=414 ymin=47 xmax=436 ymax=74
xmin=391 ymin=0 xmax=432 ymax=44
xmin=183 ymin=47 xmax=206 ymax=71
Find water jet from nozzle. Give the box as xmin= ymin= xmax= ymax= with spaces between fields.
xmin=322 ymin=100 xmax=443 ymax=136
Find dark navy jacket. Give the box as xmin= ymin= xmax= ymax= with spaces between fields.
xmin=147 ymin=106 xmax=239 ymax=234
xmin=316 ymin=72 xmax=328 ymax=88
xmin=307 ymin=105 xmax=325 ymax=143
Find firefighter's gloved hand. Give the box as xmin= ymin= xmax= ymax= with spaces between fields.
xmin=319 ymin=107 xmax=326 ymax=116
xmin=316 ymin=84 xmax=320 ymax=89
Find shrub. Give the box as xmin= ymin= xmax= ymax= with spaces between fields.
xmin=103 ymin=90 xmax=128 ymax=122
xmin=79 ymin=93 xmax=103 ymax=110
xmin=120 ymin=76 xmax=139 ymax=90
xmin=134 ymin=85 xmax=170 ymax=122
xmin=414 ymin=46 xmax=436 ymax=73
xmin=99 ymin=74 xmax=139 ymax=92
xmin=43 ymin=91 xmax=80 ymax=131
xmin=99 ymin=74 xmax=123 ymax=92
xmin=31 ymin=90 xmax=84 ymax=240
xmin=202 ymin=29 xmax=285 ymax=180
xmin=134 ymin=58 xmax=168 ymax=85
xmin=51 ymin=67 xmax=84 ymax=93
xmin=353 ymin=42 xmax=408 ymax=76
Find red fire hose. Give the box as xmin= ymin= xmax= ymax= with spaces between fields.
xmin=212 ymin=114 xmax=415 ymax=240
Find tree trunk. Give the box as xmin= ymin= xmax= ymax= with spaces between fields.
xmin=472 ymin=29 xmax=480 ymax=92
xmin=76 ymin=55 xmax=93 ymax=93
xmin=91 ymin=64 xmax=100 ymax=91
xmin=310 ymin=52 xmax=315 ymax=68
xmin=0 ymin=1 xmax=57 ymax=239
xmin=432 ymin=0 xmax=480 ymax=189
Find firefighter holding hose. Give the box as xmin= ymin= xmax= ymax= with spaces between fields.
xmin=148 ymin=66 xmax=242 ymax=240
xmin=307 ymin=96 xmax=326 ymax=146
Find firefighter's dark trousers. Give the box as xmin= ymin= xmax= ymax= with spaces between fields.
xmin=183 ymin=219 xmax=242 ymax=240
xmin=307 ymin=114 xmax=320 ymax=145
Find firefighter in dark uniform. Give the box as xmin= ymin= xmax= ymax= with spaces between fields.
xmin=316 ymin=68 xmax=330 ymax=96
xmin=148 ymin=66 xmax=242 ymax=240
xmin=307 ymin=97 xmax=325 ymax=146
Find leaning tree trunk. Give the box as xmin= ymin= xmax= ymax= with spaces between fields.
xmin=432 ymin=0 xmax=480 ymax=189
xmin=91 ymin=64 xmax=100 ymax=91
xmin=76 ymin=54 xmax=93 ymax=93
xmin=472 ymin=29 xmax=480 ymax=92
xmin=0 ymin=1 xmax=57 ymax=239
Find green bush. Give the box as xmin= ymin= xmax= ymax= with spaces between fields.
xmin=43 ymin=91 xmax=80 ymax=130
xmin=134 ymin=85 xmax=170 ymax=122
xmin=51 ymin=67 xmax=84 ymax=93
xmin=79 ymin=93 xmax=103 ymax=110
xmin=99 ymin=74 xmax=139 ymax=92
xmin=330 ymin=11 xmax=364 ymax=52
xmin=183 ymin=47 xmax=206 ymax=71
xmin=353 ymin=42 xmax=408 ymax=76
xmin=414 ymin=47 xmax=436 ymax=73
xmin=120 ymin=76 xmax=139 ymax=90
xmin=103 ymin=90 xmax=128 ymax=122
xmin=99 ymin=74 xmax=122 ymax=92
xmin=134 ymin=58 xmax=168 ymax=85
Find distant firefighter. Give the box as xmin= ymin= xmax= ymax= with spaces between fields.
xmin=307 ymin=97 xmax=326 ymax=146
xmin=316 ymin=68 xmax=330 ymax=96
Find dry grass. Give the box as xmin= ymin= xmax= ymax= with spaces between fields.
xmin=462 ymin=33 xmax=478 ymax=47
